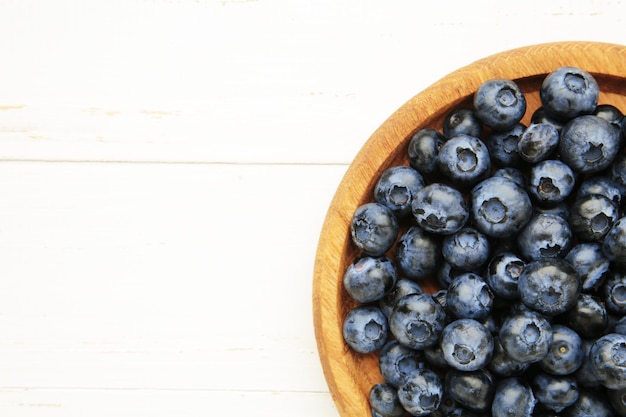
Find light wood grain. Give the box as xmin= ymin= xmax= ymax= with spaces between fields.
xmin=313 ymin=41 xmax=626 ymax=417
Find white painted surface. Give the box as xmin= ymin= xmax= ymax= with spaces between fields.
xmin=0 ymin=1 xmax=624 ymax=415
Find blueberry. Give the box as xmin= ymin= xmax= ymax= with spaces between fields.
xmin=565 ymin=243 xmax=611 ymax=292
xmin=589 ymin=333 xmax=626 ymax=389
xmin=395 ymin=226 xmax=440 ymax=280
xmin=437 ymin=262 xmax=466 ymax=290
xmin=412 ymin=183 xmax=469 ymax=235
xmin=528 ymin=159 xmax=576 ymax=207
xmin=379 ymin=339 xmax=425 ymax=388
xmin=613 ymin=315 xmax=626 ymax=335
xmin=444 ymin=369 xmax=495 ymax=412
xmin=342 ymin=305 xmax=389 ymax=354
xmin=601 ymin=271 xmax=626 ymax=315
xmin=488 ymin=336 xmax=530 ymax=377
xmin=369 ymin=383 xmax=405 ymax=417
xmin=390 ymin=293 xmax=447 ymax=350
xmin=517 ymin=257 xmax=581 ymax=316
xmin=559 ymin=115 xmax=621 ymax=174
xmin=446 ymin=273 xmax=494 ymax=320
xmin=573 ymin=339 xmax=604 ymax=389
xmin=576 ymin=175 xmax=623 ymax=207
xmin=379 ymin=278 xmax=424 ymax=319
xmin=440 ymin=318 xmax=494 ymax=371
xmin=487 ymin=123 xmax=525 ymax=167
xmin=487 ymin=252 xmax=526 ymax=300
xmin=518 ymin=122 xmax=560 ymax=164
xmin=423 ymin=342 xmax=449 ymax=370
xmin=533 ymin=201 xmax=571 ymax=219
xmin=437 ymin=134 xmax=491 ymax=187
xmin=491 ymin=377 xmax=536 ymax=417
xmin=443 ymin=107 xmax=483 ymax=139
xmin=570 ymin=194 xmax=619 ymax=242
xmin=499 ymin=309 xmax=553 ymax=364
xmin=540 ymin=324 xmax=584 ymax=376
xmin=603 ymin=216 xmax=626 ymax=263
xmin=562 ymin=389 xmax=615 ymax=417
xmin=397 ymin=368 xmax=443 ymax=416
xmin=610 ymin=153 xmax=626 ymax=198
xmin=408 ymin=128 xmax=445 ymax=175
xmin=351 ymin=202 xmax=399 ymax=256
xmin=562 ymin=293 xmax=608 ymax=339
xmin=531 ymin=106 xmax=567 ymax=131
xmin=516 ymin=213 xmax=573 ymax=261
xmin=374 ymin=166 xmax=425 ymax=218
xmin=532 ymin=372 xmax=579 ymax=412
xmin=540 ymin=66 xmax=599 ymax=121
xmin=594 ymin=103 xmax=625 ymax=130
xmin=470 ymin=176 xmax=533 ymax=239
xmin=474 ymin=78 xmax=527 ymax=131
xmin=607 ymin=387 xmax=626 ymax=416
xmin=441 ymin=227 xmax=490 ymax=271
xmin=492 ymin=166 xmax=527 ymax=187
xmin=343 ymin=255 xmax=398 ymax=303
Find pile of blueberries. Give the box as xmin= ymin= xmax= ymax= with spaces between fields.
xmin=342 ymin=67 xmax=626 ymax=417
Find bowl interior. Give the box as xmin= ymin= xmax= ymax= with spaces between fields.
xmin=313 ymin=42 xmax=626 ymax=417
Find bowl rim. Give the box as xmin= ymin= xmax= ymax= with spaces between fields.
xmin=312 ymin=40 xmax=626 ymax=417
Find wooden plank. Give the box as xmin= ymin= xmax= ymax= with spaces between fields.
xmin=0 ymin=162 xmax=345 ymax=397
xmin=0 ymin=388 xmax=339 ymax=417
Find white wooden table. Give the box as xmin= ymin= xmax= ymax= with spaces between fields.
xmin=0 ymin=1 xmax=624 ymax=415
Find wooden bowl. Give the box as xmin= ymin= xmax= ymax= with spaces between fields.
xmin=312 ymin=41 xmax=626 ymax=417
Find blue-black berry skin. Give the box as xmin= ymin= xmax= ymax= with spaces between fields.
xmin=446 ymin=273 xmax=494 ymax=320
xmin=351 ymin=202 xmax=399 ymax=257
xmin=343 ymin=255 xmax=397 ymax=303
xmin=487 ymin=123 xmax=525 ymax=167
xmin=378 ymin=339 xmax=425 ymax=388
xmin=518 ymin=122 xmax=560 ymax=164
xmin=607 ymin=387 xmax=626 ymax=416
xmin=602 ymin=215 xmax=626 ymax=263
xmin=562 ymin=293 xmax=608 ymax=339
xmin=397 ymin=368 xmax=443 ymax=416
xmin=470 ymin=176 xmax=533 ymax=239
xmin=441 ymin=227 xmax=490 ymax=271
xmin=440 ymin=318 xmax=494 ymax=372
xmin=499 ymin=309 xmax=553 ymax=364
xmin=576 ymin=175 xmax=623 ymax=207
xmin=539 ymin=324 xmax=584 ymax=376
xmin=540 ymin=66 xmax=599 ymax=121
xmin=600 ymin=271 xmax=626 ymax=315
xmin=565 ymin=243 xmax=611 ymax=293
xmin=487 ymin=252 xmax=525 ymax=300
xmin=562 ymin=389 xmax=615 ymax=417
xmin=444 ymin=368 xmax=495 ymax=412
xmin=395 ymin=226 xmax=440 ymax=280
xmin=569 ymin=193 xmax=619 ymax=242
xmin=589 ymin=333 xmax=626 ymax=389
xmin=559 ymin=114 xmax=621 ymax=174
xmin=474 ymin=78 xmax=527 ymax=131
xmin=374 ymin=165 xmax=425 ymax=218
xmin=531 ymin=106 xmax=567 ymax=131
xmin=342 ymin=305 xmax=389 ymax=354
xmin=528 ymin=159 xmax=576 ymax=207
xmin=379 ymin=278 xmax=423 ymax=319
xmin=492 ymin=166 xmax=526 ymax=187
xmin=369 ymin=383 xmax=405 ymax=417
xmin=517 ymin=257 xmax=581 ymax=316
xmin=408 ymin=128 xmax=445 ymax=176
xmin=491 ymin=377 xmax=536 ymax=417
xmin=532 ymin=372 xmax=579 ymax=412
xmin=488 ymin=336 xmax=530 ymax=378
xmin=516 ymin=213 xmax=573 ymax=261
xmin=412 ymin=183 xmax=469 ymax=235
xmin=437 ymin=134 xmax=491 ymax=187
xmin=443 ymin=107 xmax=483 ymax=139
xmin=390 ymin=293 xmax=447 ymax=350
xmin=594 ymin=103 xmax=625 ymax=129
